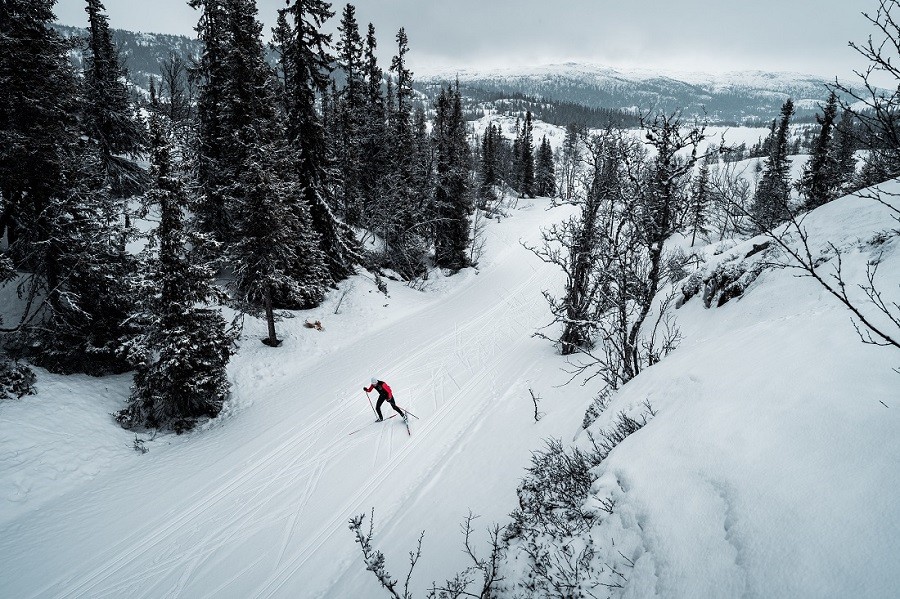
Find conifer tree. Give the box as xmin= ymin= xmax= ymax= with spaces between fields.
xmin=799 ymin=92 xmax=840 ymax=210
xmin=359 ymin=22 xmax=387 ymax=221
xmin=188 ymin=0 xmax=232 ymax=241
xmin=222 ymin=0 xmax=329 ymax=338
xmin=280 ymin=0 xmax=360 ymax=282
xmin=519 ymin=111 xmax=536 ymax=198
xmin=119 ymin=103 xmax=233 ymax=431
xmin=376 ymin=27 xmax=429 ymax=276
xmin=688 ymin=158 xmax=711 ymax=246
xmin=831 ymin=109 xmax=858 ymax=188
xmin=751 ymin=99 xmax=794 ymax=231
xmin=535 ymin=135 xmax=556 ymax=197
xmin=478 ymin=122 xmax=500 ymax=204
xmin=1 ymin=0 xmax=135 ymax=374
xmin=433 ymin=83 xmax=471 ymax=271
xmin=335 ymin=3 xmax=366 ymax=224
xmin=82 ymin=0 xmax=147 ymax=204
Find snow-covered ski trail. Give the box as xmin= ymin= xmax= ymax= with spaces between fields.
xmin=0 ymin=200 xmax=584 ymax=599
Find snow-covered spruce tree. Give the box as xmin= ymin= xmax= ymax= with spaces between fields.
xmin=223 ymin=0 xmax=329 ymax=338
xmin=118 ymin=106 xmax=233 ymax=432
xmin=367 ymin=27 xmax=431 ymax=278
xmin=432 ymin=83 xmax=472 ymax=272
xmin=188 ymin=0 xmax=232 ymax=242
xmin=751 ymin=98 xmax=794 ymax=231
xmin=799 ymin=91 xmax=841 ymax=210
xmin=334 ymin=2 xmax=367 ymax=226
xmin=478 ymin=121 xmax=501 ymax=206
xmin=687 ymin=156 xmax=712 ymax=246
xmin=0 ymin=0 xmax=136 ymax=375
xmin=518 ymin=110 xmax=536 ymax=198
xmin=535 ymin=134 xmax=557 ymax=197
xmin=358 ymin=22 xmax=389 ymax=227
xmin=280 ymin=0 xmax=361 ymax=283
xmin=81 ymin=0 xmax=147 ymax=207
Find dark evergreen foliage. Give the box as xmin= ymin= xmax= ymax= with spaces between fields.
xmin=518 ymin=111 xmax=535 ymax=198
xmin=188 ymin=0 xmax=232 ymax=241
xmin=751 ymin=99 xmax=794 ymax=231
xmin=334 ymin=3 xmax=366 ymax=225
xmin=688 ymin=158 xmax=711 ymax=246
xmin=432 ymin=83 xmax=472 ymax=271
xmin=81 ymin=0 xmax=147 ymax=200
xmin=1 ymin=0 xmax=136 ymax=375
xmin=535 ymin=135 xmax=556 ymax=197
xmin=118 ymin=107 xmax=233 ymax=431
xmin=799 ymin=92 xmax=841 ymax=210
xmin=279 ymin=0 xmax=361 ymax=282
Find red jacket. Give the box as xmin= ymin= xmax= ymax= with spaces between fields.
xmin=364 ymin=380 xmax=393 ymax=399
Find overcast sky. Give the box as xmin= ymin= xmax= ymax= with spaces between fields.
xmin=53 ymin=0 xmax=876 ymax=79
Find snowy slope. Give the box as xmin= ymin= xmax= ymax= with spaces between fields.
xmin=502 ymin=185 xmax=900 ymax=598
xmin=2 ymin=173 xmax=898 ymax=598
xmin=0 ymin=197 xmax=590 ymax=598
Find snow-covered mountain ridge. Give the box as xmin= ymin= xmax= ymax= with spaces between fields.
xmin=419 ymin=61 xmax=838 ymax=123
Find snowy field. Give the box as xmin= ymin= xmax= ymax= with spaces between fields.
xmin=2 ymin=177 xmax=899 ymax=598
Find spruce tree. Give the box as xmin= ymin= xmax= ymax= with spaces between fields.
xmin=377 ymin=27 xmax=428 ymax=277
xmin=280 ymin=0 xmax=360 ymax=282
xmin=479 ymin=122 xmax=499 ymax=204
xmin=433 ymin=83 xmax=471 ymax=271
xmin=1 ymin=0 xmax=134 ymax=374
xmin=335 ymin=3 xmax=366 ymax=224
xmin=188 ymin=0 xmax=232 ymax=241
xmin=751 ymin=99 xmax=794 ymax=231
xmin=535 ymin=135 xmax=556 ymax=197
xmin=359 ymin=22 xmax=387 ymax=222
xmin=223 ymin=0 xmax=329 ymax=338
xmin=799 ymin=92 xmax=839 ymax=210
xmin=688 ymin=158 xmax=711 ymax=246
xmin=519 ymin=111 xmax=535 ymax=198
xmin=830 ymin=109 xmax=858 ymax=193
xmin=82 ymin=0 xmax=147 ymax=203
xmin=119 ymin=104 xmax=233 ymax=431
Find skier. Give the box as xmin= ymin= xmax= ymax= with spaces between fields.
xmin=364 ymin=377 xmax=406 ymax=422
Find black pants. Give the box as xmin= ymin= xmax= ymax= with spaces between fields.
xmin=376 ymin=396 xmax=405 ymax=419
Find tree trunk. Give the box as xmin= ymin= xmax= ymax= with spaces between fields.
xmin=262 ymin=284 xmax=282 ymax=347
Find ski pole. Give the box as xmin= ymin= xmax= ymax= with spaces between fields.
xmin=397 ymin=405 xmax=419 ymax=420
xmin=365 ymin=390 xmax=377 ymax=415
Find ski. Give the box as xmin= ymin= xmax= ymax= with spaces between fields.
xmin=348 ymin=414 xmax=396 ymax=436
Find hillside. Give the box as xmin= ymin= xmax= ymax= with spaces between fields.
xmin=1 ymin=174 xmax=898 ymax=597
xmin=53 ymin=23 xmax=835 ymax=126
xmin=418 ymin=62 xmax=838 ymax=124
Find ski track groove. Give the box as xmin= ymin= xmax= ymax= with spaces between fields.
xmin=24 ymin=248 xmax=552 ymax=599
xmin=89 ymin=428 xmax=332 ymax=598
xmin=44 ymin=400 xmax=358 ymax=599
xmin=251 ymin=265 xmax=549 ymax=599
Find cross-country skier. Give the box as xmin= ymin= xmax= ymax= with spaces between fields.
xmin=364 ymin=377 xmax=406 ymax=422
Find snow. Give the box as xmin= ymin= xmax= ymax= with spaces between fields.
xmin=2 ymin=177 xmax=899 ymax=598
xmin=578 ymin=186 xmax=900 ymax=598
xmin=419 ymin=62 xmax=830 ymax=95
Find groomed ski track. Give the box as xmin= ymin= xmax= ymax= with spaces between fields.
xmin=1 ymin=199 xmax=584 ymax=598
